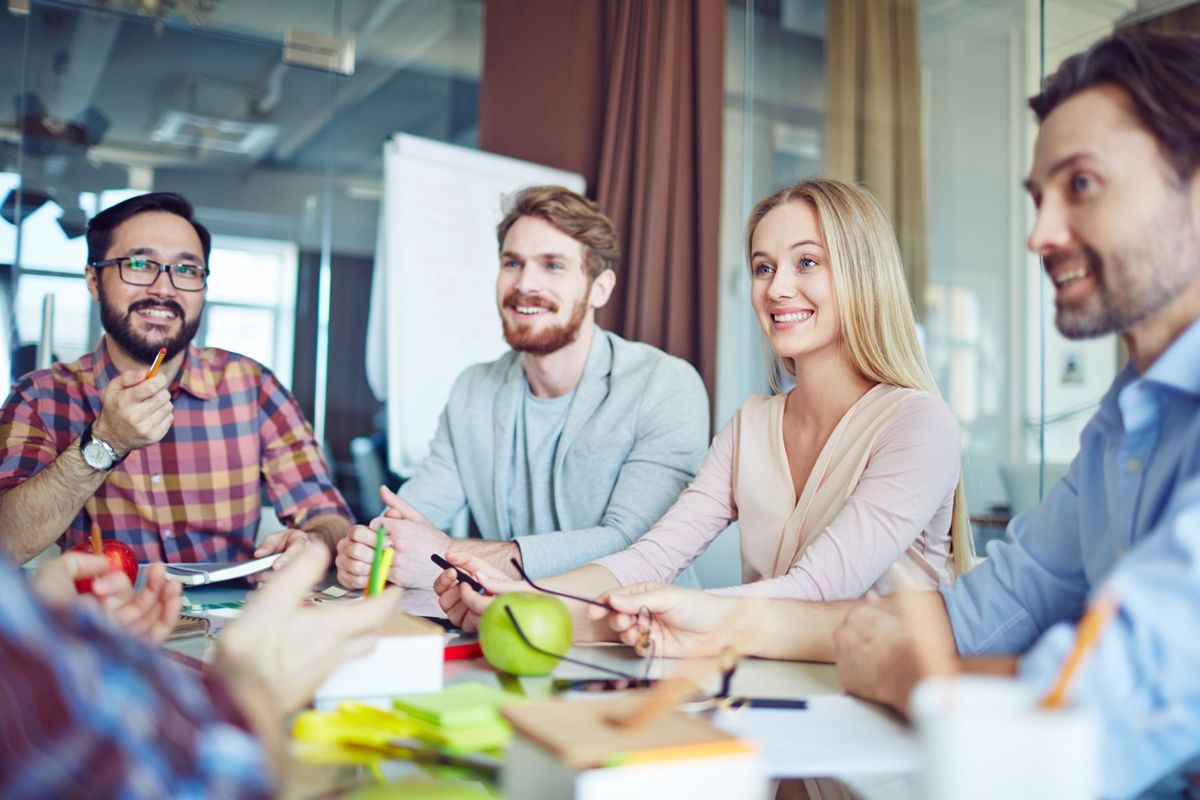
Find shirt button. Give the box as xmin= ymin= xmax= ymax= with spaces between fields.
xmin=163 ymin=527 xmax=173 ymax=538
xmin=1126 ymin=457 xmax=1142 ymax=474
xmin=151 ymin=474 xmax=162 ymax=484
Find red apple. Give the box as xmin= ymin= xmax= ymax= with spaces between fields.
xmin=68 ymin=539 xmax=139 ymax=594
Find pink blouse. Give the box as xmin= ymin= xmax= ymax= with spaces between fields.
xmin=592 ymin=385 xmax=961 ymax=600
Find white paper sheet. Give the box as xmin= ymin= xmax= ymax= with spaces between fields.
xmin=711 ymin=695 xmax=923 ymax=778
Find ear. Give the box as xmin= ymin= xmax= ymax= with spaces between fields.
xmin=85 ymin=265 xmax=101 ymax=302
xmin=588 ymin=269 xmax=616 ymax=310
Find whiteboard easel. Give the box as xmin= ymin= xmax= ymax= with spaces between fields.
xmin=366 ymin=134 xmax=585 ymax=477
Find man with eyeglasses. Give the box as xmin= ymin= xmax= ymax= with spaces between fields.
xmin=0 ymin=192 xmax=351 ymax=568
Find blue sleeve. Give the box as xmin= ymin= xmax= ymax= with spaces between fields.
xmin=942 ymin=453 xmax=1091 ymax=655
xmin=1017 ymin=476 xmax=1200 ymax=799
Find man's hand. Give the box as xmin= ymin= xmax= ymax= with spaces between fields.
xmin=591 ymin=583 xmax=744 ymax=658
xmin=92 ymin=368 xmax=173 ymax=456
xmin=379 ymin=485 xmax=428 ymax=522
xmin=254 ymin=528 xmax=313 ymax=571
xmin=110 ymin=563 xmax=184 ymax=643
xmin=32 ymin=554 xmax=183 ymax=644
xmin=336 ymin=516 xmax=453 ymax=590
xmin=833 ymin=595 xmax=930 ymax=714
xmin=433 ymin=551 xmax=525 ymax=632
xmin=214 ymin=545 xmax=400 ymax=716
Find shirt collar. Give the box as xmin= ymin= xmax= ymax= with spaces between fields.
xmin=1140 ymin=316 xmax=1200 ymax=398
xmin=92 ymin=337 xmax=217 ymax=401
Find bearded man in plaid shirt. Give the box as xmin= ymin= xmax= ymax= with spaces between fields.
xmin=0 ymin=192 xmax=351 ymax=567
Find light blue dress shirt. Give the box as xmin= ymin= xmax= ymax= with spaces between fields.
xmin=943 ymin=317 xmax=1200 ymax=799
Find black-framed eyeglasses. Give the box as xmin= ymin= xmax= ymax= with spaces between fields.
xmin=91 ymin=256 xmax=208 ymax=292
xmin=503 ymin=605 xmax=655 ymax=684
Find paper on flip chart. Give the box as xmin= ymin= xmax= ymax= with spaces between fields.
xmin=711 ymin=695 xmax=922 ymax=778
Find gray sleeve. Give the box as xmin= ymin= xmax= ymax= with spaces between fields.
xmin=515 ymin=358 xmax=710 ymax=579
xmin=395 ymin=385 xmax=469 ymax=532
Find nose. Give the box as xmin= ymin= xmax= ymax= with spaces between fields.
xmin=1027 ymin=195 xmax=1073 ymax=258
xmin=766 ymin=267 xmax=797 ymax=302
xmin=512 ymin=264 xmax=542 ymax=295
xmin=146 ymin=267 xmax=180 ymax=298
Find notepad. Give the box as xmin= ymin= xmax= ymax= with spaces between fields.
xmin=164 ymin=554 xmax=281 ymax=586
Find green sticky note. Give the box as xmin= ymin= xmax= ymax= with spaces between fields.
xmin=393 ymin=683 xmax=519 ymax=729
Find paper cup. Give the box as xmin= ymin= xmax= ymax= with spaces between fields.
xmin=910 ymin=675 xmax=1099 ymax=800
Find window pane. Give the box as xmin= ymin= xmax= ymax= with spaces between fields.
xmin=15 ymin=274 xmax=93 ymax=365
xmin=201 ymin=305 xmax=277 ymax=372
xmin=207 ymin=245 xmax=285 ymax=305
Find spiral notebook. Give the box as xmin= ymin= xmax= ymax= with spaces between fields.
xmin=164 ymin=554 xmax=281 ymax=586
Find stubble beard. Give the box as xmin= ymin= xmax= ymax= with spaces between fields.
xmin=1054 ymin=192 xmax=1200 ymax=340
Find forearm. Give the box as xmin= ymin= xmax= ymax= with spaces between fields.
xmin=741 ymin=597 xmax=862 ymax=662
xmin=0 ymin=437 xmax=108 ymax=563
xmin=210 ymin=656 xmax=285 ymax=779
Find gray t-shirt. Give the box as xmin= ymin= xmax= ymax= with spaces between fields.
xmin=508 ymin=381 xmax=575 ymax=538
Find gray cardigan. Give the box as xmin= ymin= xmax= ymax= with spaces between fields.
xmin=398 ymin=329 xmax=710 ymax=579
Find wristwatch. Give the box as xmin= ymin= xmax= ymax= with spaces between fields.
xmin=79 ymin=422 xmax=126 ymax=472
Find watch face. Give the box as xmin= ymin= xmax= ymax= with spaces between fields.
xmin=82 ymin=439 xmax=115 ymax=469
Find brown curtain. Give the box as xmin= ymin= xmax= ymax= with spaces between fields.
xmin=826 ymin=0 xmax=926 ymax=319
xmin=479 ymin=0 xmax=724 ymax=400
xmin=1120 ymin=1 xmax=1200 ymax=32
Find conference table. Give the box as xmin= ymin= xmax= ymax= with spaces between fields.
xmin=169 ymin=583 xmax=923 ymax=800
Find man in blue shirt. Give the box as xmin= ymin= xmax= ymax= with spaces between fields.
xmin=592 ymin=31 xmax=1200 ymax=798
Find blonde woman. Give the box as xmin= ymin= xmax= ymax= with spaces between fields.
xmin=434 ymin=178 xmax=971 ymax=632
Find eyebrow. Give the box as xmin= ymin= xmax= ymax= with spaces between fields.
xmin=500 ymin=251 xmax=575 ymax=262
xmin=749 ymin=240 xmax=825 ymax=260
xmin=123 ymin=246 xmax=204 ymax=264
xmin=1023 ymin=152 xmax=1092 ymax=194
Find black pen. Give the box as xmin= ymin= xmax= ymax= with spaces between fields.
xmin=430 ymin=553 xmax=487 ymax=595
xmin=729 ymin=698 xmax=808 ymax=710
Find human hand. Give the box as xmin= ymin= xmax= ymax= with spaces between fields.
xmin=93 ymin=369 xmax=173 ymax=456
xmin=32 ymin=550 xmax=134 ymax=608
xmin=32 ymin=554 xmax=183 ymax=643
xmin=591 ymin=583 xmax=744 ymax=658
xmin=110 ymin=562 xmax=184 ymax=643
xmin=254 ymin=528 xmax=313 ymax=571
xmin=215 ymin=544 xmax=400 ymax=716
xmin=833 ymin=594 xmax=927 ymax=714
xmin=432 ymin=551 xmax=525 ymax=632
xmin=379 ymin=485 xmax=430 ymax=523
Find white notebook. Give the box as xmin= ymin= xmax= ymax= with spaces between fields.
xmin=164 ymin=554 xmax=281 ymax=586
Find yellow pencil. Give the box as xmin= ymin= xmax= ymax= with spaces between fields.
xmin=145 ymin=346 xmax=167 ymax=379
xmin=90 ymin=521 xmax=103 ymax=555
xmin=1039 ymin=594 xmax=1118 ymax=709
xmin=372 ymin=546 xmax=395 ymax=596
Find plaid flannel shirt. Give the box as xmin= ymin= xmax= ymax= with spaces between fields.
xmin=0 ymin=559 xmax=272 ymax=799
xmin=0 ymin=338 xmax=351 ymax=562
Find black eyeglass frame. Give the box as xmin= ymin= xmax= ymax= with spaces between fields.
xmin=90 ymin=257 xmax=209 ymax=292
xmin=503 ymin=605 xmax=654 ymax=684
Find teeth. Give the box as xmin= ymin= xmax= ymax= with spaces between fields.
xmin=139 ymin=308 xmax=176 ymax=319
xmin=1053 ymin=268 xmax=1090 ymax=287
xmin=773 ymin=311 xmax=813 ymax=323
xmin=515 ymin=306 xmax=548 ymax=315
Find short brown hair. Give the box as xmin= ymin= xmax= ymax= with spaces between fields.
xmin=1029 ymin=32 xmax=1200 ymax=184
xmin=496 ymin=185 xmax=620 ymax=280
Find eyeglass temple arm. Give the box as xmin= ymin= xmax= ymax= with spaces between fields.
xmin=510 ymin=557 xmax=612 ymax=610
xmin=503 ymin=605 xmax=643 ymax=681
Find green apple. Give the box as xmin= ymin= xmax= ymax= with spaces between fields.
xmin=478 ymin=592 xmax=572 ymax=676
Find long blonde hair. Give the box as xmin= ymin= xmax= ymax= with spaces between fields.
xmin=745 ymin=178 xmax=974 ymax=575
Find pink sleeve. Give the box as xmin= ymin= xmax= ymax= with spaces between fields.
xmin=711 ymin=393 xmax=961 ymax=601
xmin=592 ymin=415 xmax=740 ymax=586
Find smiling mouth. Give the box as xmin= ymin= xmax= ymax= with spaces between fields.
xmin=136 ymin=307 xmax=179 ymax=322
xmin=1051 ymin=267 xmax=1090 ymax=288
xmin=772 ymin=310 xmax=813 ymax=323
xmin=513 ymin=305 xmax=551 ymax=316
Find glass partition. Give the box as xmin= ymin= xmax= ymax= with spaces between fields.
xmin=0 ymin=0 xmax=484 ymax=520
